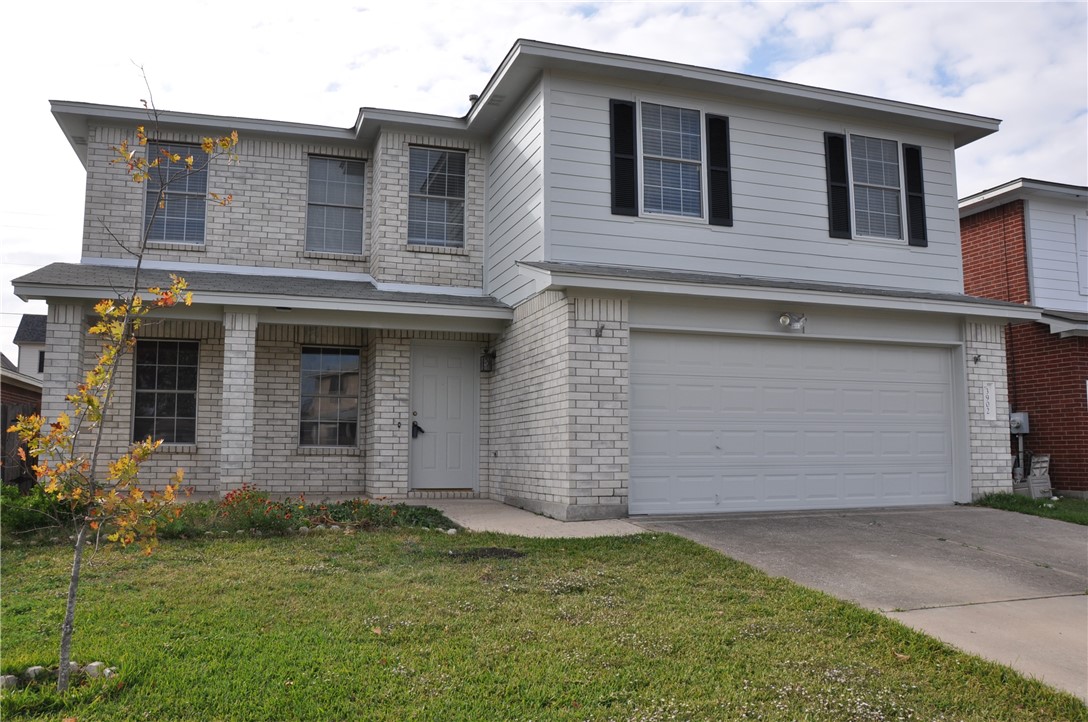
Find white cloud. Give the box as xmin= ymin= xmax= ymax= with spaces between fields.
xmin=1 ymin=0 xmax=1085 ymax=357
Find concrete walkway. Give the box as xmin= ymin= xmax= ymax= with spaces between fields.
xmin=422 ymin=499 xmax=642 ymax=538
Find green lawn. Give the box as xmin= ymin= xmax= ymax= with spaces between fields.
xmin=975 ymin=492 xmax=1088 ymax=525
xmin=2 ymin=532 xmax=1084 ymax=721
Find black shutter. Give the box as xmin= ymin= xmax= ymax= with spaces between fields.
xmin=903 ymin=144 xmax=928 ymax=247
xmin=824 ymin=132 xmax=851 ymax=239
xmin=706 ymin=114 xmax=733 ymax=227
xmin=610 ymin=100 xmax=638 ymax=216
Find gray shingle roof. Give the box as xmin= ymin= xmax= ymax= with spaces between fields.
xmin=14 ymin=264 xmax=508 ymax=311
xmin=13 ymin=314 xmax=46 ymax=344
xmin=0 ymin=353 xmax=16 ymax=372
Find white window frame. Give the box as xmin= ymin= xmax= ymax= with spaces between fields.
xmin=846 ymin=133 xmax=906 ymax=242
xmin=407 ymin=146 xmax=467 ymax=248
xmin=298 ymin=346 xmax=362 ymax=448
xmin=636 ymin=99 xmax=708 ymax=223
xmin=143 ymin=142 xmax=208 ymax=245
xmin=305 ymin=156 xmax=366 ymax=255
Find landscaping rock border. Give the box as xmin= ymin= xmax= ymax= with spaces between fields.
xmin=0 ymin=662 xmax=116 ymax=691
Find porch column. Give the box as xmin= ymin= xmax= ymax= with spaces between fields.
xmin=965 ymin=320 xmax=1013 ymax=498
xmin=42 ymin=302 xmax=87 ymax=424
xmin=365 ymin=331 xmax=410 ymax=496
xmin=220 ymin=309 xmax=258 ymax=493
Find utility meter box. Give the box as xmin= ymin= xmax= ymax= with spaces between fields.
xmin=1010 ymin=412 xmax=1030 ymax=434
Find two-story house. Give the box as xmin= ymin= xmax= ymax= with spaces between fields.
xmin=14 ymin=40 xmax=1038 ymax=520
xmin=960 ymin=179 xmax=1088 ymax=497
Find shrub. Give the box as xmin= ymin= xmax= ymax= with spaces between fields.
xmin=157 ymin=500 xmax=220 ymax=539
xmin=0 ymin=482 xmax=87 ymax=535
xmin=217 ymin=484 xmax=294 ymax=534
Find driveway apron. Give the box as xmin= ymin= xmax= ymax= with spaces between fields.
xmin=635 ymin=506 xmax=1088 ymax=702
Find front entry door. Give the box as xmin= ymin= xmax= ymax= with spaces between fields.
xmin=409 ymin=342 xmax=479 ymax=490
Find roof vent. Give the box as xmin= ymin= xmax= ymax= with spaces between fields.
xmin=468 ymin=94 xmax=480 ymax=104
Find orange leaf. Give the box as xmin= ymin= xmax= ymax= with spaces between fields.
xmin=372 ymin=627 xmax=382 ymax=636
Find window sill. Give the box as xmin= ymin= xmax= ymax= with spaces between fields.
xmin=147 ymin=241 xmax=206 ymax=252
xmin=303 ymin=251 xmax=367 ymax=262
xmin=406 ymin=243 xmax=468 ymax=256
xmin=156 ymin=444 xmax=198 ymax=454
xmin=297 ymin=446 xmax=364 ymax=456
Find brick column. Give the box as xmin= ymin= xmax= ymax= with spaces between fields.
xmin=365 ymin=332 xmax=410 ymax=496
xmin=965 ymin=321 xmax=1013 ymax=498
xmin=567 ymin=297 xmax=630 ymax=519
xmin=42 ymin=302 xmax=87 ymax=424
xmin=220 ymin=309 xmax=258 ymax=493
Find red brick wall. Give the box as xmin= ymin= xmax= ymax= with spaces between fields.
xmin=1 ymin=381 xmax=42 ymax=408
xmin=961 ymin=200 xmax=1029 ymax=303
xmin=1006 ymin=324 xmax=1088 ymax=492
xmin=961 ymin=199 xmax=1088 ymax=492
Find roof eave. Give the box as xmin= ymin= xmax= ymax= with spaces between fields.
xmin=959 ymin=177 xmax=1088 ymax=216
xmin=529 ymin=266 xmax=1041 ymax=322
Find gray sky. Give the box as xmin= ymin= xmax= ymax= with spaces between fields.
xmin=2 ymin=0 xmax=1086 ymax=360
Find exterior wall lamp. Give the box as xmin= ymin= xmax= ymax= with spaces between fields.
xmin=480 ymin=348 xmax=496 ymax=372
xmin=778 ymin=312 xmax=807 ymax=332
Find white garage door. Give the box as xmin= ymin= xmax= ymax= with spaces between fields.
xmin=630 ymin=332 xmax=954 ymax=514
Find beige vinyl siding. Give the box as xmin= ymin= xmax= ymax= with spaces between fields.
xmin=544 ymin=74 xmax=965 ymax=294
xmin=485 ymin=79 xmax=546 ymax=305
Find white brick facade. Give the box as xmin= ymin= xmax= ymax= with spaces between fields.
xmin=965 ymin=321 xmax=1014 ymax=498
xmin=487 ymin=291 xmax=630 ymax=520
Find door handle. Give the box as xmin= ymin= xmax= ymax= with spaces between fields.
xmin=411 ymin=421 xmax=425 ymax=438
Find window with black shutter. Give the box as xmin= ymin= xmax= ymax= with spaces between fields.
xmin=903 ymin=144 xmax=928 ymax=247
xmin=824 ymin=132 xmax=852 ymax=239
xmin=610 ymin=100 xmax=638 ymax=216
xmin=706 ymin=114 xmax=733 ymax=227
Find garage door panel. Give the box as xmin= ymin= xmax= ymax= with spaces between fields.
xmin=630 ymin=332 xmax=955 ymax=514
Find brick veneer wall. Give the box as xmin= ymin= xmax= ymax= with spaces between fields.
xmin=961 ymin=200 xmax=1029 ymax=303
xmin=251 ymin=325 xmax=367 ymax=498
xmin=489 ymin=291 xmax=629 ymax=520
xmin=82 ymin=318 xmax=226 ymax=497
xmin=1006 ymin=323 xmax=1088 ymax=493
xmin=965 ymin=321 xmax=1014 ymax=497
xmin=961 ymin=199 xmax=1088 ymax=494
xmin=368 ymin=131 xmax=486 ymax=287
xmin=82 ymin=125 xmax=372 ymax=275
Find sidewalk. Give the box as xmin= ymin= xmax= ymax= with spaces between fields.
xmin=419 ymin=499 xmax=642 ymax=538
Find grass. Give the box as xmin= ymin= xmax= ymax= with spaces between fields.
xmin=2 ymin=532 xmax=1085 ymax=721
xmin=975 ymin=492 xmax=1088 ymax=526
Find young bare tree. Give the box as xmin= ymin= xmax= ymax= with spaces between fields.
xmin=10 ymin=101 xmax=238 ymax=692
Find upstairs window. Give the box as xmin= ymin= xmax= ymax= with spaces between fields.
xmin=609 ymin=100 xmax=732 ymax=226
xmin=299 ymin=347 xmax=360 ymax=447
xmin=144 ymin=143 xmax=207 ymax=244
xmin=641 ymin=102 xmax=703 ymax=218
xmin=133 ymin=340 xmax=198 ymax=444
xmin=824 ymin=133 xmax=928 ymax=246
xmin=408 ymin=147 xmax=465 ymax=248
xmin=307 ymin=157 xmax=365 ymax=254
xmin=850 ymin=135 xmax=902 ymax=240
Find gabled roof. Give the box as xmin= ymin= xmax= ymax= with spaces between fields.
xmin=51 ymin=40 xmax=1000 ymax=165
xmin=959 ymin=178 xmax=1088 ymax=217
xmin=1 ymin=353 xmax=16 ymax=372
xmin=13 ymin=314 xmax=46 ymax=345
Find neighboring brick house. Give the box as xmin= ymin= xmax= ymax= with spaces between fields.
xmin=14 ymin=41 xmax=1037 ymax=519
xmin=960 ymin=179 xmax=1088 ymax=496
xmin=1 ymin=353 xmax=42 ymax=485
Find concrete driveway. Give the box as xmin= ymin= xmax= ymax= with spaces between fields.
xmin=635 ymin=506 xmax=1088 ymax=702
